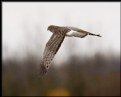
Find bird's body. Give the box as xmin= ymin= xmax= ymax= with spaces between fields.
xmin=40 ymin=25 xmax=101 ymax=75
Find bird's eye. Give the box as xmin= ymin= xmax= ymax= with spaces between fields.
xmin=46 ymin=65 xmax=49 ymax=68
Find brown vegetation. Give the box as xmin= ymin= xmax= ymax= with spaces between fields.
xmin=2 ymin=53 xmax=120 ymax=96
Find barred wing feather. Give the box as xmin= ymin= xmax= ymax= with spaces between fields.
xmin=40 ymin=33 xmax=65 ymax=75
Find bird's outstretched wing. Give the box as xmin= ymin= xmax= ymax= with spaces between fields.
xmin=67 ymin=26 xmax=101 ymax=38
xmin=40 ymin=33 xmax=66 ymax=75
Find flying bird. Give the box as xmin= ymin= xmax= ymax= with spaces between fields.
xmin=40 ymin=25 xmax=101 ymax=75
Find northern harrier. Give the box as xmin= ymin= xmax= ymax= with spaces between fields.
xmin=40 ymin=25 xmax=101 ymax=75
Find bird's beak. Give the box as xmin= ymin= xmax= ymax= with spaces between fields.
xmin=47 ymin=28 xmax=49 ymax=31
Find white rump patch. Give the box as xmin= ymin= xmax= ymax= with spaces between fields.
xmin=66 ymin=30 xmax=86 ymax=37
xmin=66 ymin=30 xmax=78 ymax=36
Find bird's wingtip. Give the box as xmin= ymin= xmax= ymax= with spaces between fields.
xmin=99 ymin=35 xmax=102 ymax=37
xmin=40 ymin=62 xmax=47 ymax=76
xmin=97 ymin=34 xmax=102 ymax=37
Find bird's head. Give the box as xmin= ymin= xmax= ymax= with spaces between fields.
xmin=47 ymin=25 xmax=59 ymax=32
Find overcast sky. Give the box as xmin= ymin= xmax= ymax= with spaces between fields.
xmin=2 ymin=2 xmax=120 ymax=64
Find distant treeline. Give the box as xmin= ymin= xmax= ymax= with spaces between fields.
xmin=2 ymin=53 xmax=120 ymax=96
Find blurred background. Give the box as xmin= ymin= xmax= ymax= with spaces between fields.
xmin=2 ymin=2 xmax=120 ymax=96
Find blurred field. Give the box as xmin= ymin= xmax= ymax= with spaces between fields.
xmin=2 ymin=52 xmax=120 ymax=96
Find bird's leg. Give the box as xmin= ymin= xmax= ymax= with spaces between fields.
xmin=88 ymin=32 xmax=102 ymax=37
